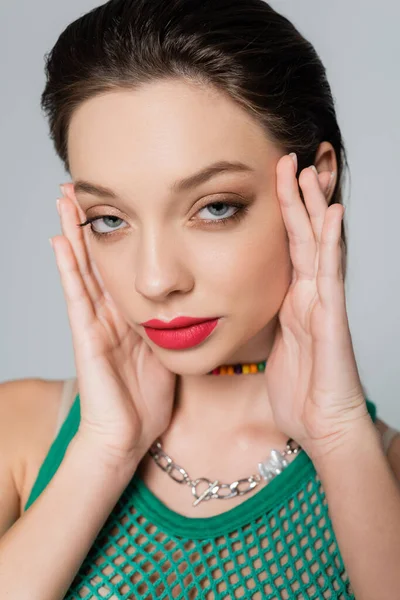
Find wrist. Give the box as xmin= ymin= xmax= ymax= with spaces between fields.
xmin=304 ymin=415 xmax=381 ymax=468
xmin=69 ymin=433 xmax=143 ymax=480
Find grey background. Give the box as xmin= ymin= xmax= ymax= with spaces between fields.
xmin=1 ymin=1 xmax=399 ymax=426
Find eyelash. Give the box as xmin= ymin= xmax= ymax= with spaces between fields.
xmin=77 ymin=201 xmax=250 ymax=240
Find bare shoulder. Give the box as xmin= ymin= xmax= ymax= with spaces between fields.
xmin=375 ymin=417 xmax=400 ymax=482
xmin=0 ymin=377 xmax=68 ymax=520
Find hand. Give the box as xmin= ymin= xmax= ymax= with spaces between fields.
xmin=50 ymin=184 xmax=177 ymax=467
xmin=264 ymin=154 xmax=370 ymax=460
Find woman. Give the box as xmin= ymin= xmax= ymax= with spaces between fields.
xmin=1 ymin=0 xmax=399 ymax=598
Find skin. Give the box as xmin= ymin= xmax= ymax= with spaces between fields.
xmin=65 ymin=78 xmax=337 ymax=477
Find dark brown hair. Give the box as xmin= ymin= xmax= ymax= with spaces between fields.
xmin=41 ymin=0 xmax=349 ymax=276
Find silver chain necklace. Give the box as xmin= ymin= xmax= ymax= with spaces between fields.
xmin=148 ymin=437 xmax=302 ymax=507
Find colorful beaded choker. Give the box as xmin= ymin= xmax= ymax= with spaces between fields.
xmin=207 ymin=359 xmax=267 ymax=375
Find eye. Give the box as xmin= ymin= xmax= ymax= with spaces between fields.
xmin=78 ymin=215 xmax=128 ymax=238
xmin=78 ymin=199 xmax=250 ymax=239
xmin=194 ymin=200 xmax=250 ymax=226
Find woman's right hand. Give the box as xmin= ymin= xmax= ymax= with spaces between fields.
xmin=50 ymin=184 xmax=177 ymax=467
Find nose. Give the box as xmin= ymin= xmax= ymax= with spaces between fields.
xmin=134 ymin=230 xmax=193 ymax=301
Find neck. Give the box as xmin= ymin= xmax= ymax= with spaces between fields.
xmin=168 ymin=316 xmax=279 ymax=435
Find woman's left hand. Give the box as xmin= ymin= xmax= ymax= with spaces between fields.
xmin=265 ymin=153 xmax=370 ymax=460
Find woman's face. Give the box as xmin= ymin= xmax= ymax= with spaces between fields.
xmin=67 ymin=79 xmax=293 ymax=374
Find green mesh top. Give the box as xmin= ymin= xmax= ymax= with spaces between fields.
xmin=24 ymin=394 xmax=377 ymax=599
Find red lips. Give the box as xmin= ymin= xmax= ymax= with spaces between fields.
xmin=141 ymin=316 xmax=219 ymax=329
xmin=142 ymin=318 xmax=220 ymax=350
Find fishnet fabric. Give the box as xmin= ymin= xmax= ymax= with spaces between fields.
xmin=64 ymin=472 xmax=353 ymax=599
xmin=24 ymin=396 xmax=377 ymax=599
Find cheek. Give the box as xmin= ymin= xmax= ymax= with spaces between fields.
xmin=248 ymin=236 xmax=292 ymax=316
xmin=199 ymin=222 xmax=292 ymax=312
xmin=89 ymin=247 xmax=132 ymax=305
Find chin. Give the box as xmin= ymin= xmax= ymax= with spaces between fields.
xmin=148 ymin=343 xmax=230 ymax=377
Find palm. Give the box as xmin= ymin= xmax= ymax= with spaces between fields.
xmin=75 ymin=295 xmax=176 ymax=456
xmin=263 ymin=156 xmax=365 ymax=449
xmin=265 ymin=277 xmax=320 ymax=444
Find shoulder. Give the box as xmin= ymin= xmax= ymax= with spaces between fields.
xmin=375 ymin=417 xmax=400 ymax=482
xmin=0 ymin=377 xmax=67 ymax=516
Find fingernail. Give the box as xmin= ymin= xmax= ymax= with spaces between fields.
xmin=289 ymin=152 xmax=298 ymax=172
xmin=59 ymin=184 xmax=66 ymax=196
xmin=310 ymin=165 xmax=318 ymax=176
xmin=49 ymin=237 xmax=54 ymax=249
xmin=56 ymin=198 xmax=61 ymax=215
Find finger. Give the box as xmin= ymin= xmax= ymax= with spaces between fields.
xmin=299 ymin=167 xmax=333 ymax=242
xmin=61 ymin=183 xmax=111 ymax=298
xmin=58 ymin=184 xmax=104 ymax=309
xmin=276 ymin=155 xmax=316 ymax=280
xmin=59 ymin=184 xmax=133 ymax=334
xmin=50 ymin=235 xmax=98 ymax=352
xmin=317 ymin=204 xmax=346 ymax=312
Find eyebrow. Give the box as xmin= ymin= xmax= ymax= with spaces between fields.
xmin=73 ymin=160 xmax=255 ymax=199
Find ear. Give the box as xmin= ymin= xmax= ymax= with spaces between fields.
xmin=313 ymin=141 xmax=338 ymax=202
xmin=316 ymin=170 xmax=334 ymax=199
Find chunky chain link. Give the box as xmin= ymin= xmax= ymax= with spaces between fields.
xmin=148 ymin=438 xmax=302 ymax=507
